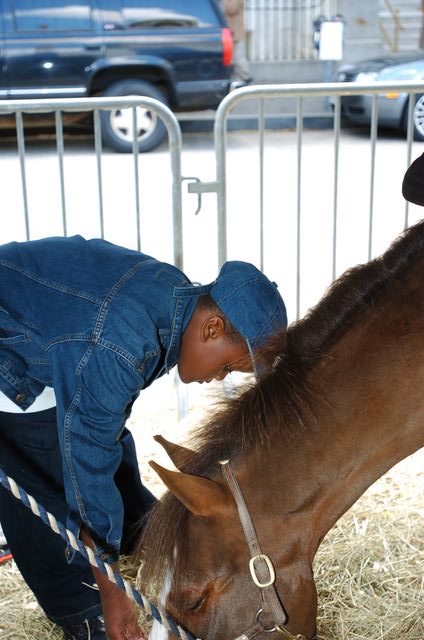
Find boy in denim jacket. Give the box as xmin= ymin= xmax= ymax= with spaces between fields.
xmin=0 ymin=236 xmax=287 ymax=640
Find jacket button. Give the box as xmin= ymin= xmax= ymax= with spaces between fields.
xmin=64 ymin=548 xmax=71 ymax=560
xmin=15 ymin=393 xmax=26 ymax=403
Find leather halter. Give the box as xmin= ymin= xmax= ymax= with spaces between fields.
xmin=220 ymin=460 xmax=312 ymax=640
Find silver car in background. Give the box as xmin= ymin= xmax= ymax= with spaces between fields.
xmin=332 ymin=51 xmax=424 ymax=140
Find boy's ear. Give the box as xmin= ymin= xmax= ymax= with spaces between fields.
xmin=202 ymin=315 xmax=225 ymax=341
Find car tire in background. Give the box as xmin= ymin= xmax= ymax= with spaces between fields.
xmin=412 ymin=94 xmax=424 ymax=142
xmin=100 ymin=80 xmax=168 ymax=152
xmin=404 ymin=94 xmax=424 ymax=142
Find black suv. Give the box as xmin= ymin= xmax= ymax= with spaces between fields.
xmin=0 ymin=0 xmax=233 ymax=151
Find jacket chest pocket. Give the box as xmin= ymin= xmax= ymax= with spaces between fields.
xmin=0 ymin=331 xmax=31 ymax=347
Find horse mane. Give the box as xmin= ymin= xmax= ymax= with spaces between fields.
xmin=136 ymin=220 xmax=424 ymax=593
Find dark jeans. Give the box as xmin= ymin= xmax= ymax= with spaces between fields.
xmin=0 ymin=408 xmax=156 ymax=627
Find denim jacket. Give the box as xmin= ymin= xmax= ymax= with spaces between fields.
xmin=0 ymin=236 xmax=203 ymax=562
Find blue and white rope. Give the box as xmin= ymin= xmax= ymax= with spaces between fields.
xmin=0 ymin=467 xmax=198 ymax=640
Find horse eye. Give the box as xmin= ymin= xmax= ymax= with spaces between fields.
xmin=186 ymin=595 xmax=206 ymax=612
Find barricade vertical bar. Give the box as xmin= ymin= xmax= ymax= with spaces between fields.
xmin=332 ymin=95 xmax=341 ymax=281
xmin=300 ymin=2 xmax=305 ymax=58
xmin=368 ymin=94 xmax=378 ymax=260
xmin=167 ymin=116 xmax=183 ymax=270
xmin=404 ymin=93 xmax=415 ymax=229
xmin=278 ymin=0 xmax=283 ymax=60
xmin=15 ymin=111 xmax=30 ymax=240
xmin=259 ymin=99 xmax=265 ymax=271
xmin=162 ymin=110 xmax=187 ymax=418
xmin=295 ymin=2 xmax=301 ymax=61
xmin=286 ymin=0 xmax=292 ymax=60
xmin=260 ymin=0 xmax=265 ymax=61
xmin=296 ymin=96 xmax=303 ymax=320
xmin=55 ymin=110 xmax=67 ymax=237
xmin=214 ymin=99 xmax=229 ymax=267
xmin=132 ymin=107 xmax=142 ymax=252
xmin=305 ymin=3 xmax=312 ymax=59
xmin=93 ymin=109 xmax=105 ymax=238
xmin=269 ymin=1 xmax=274 ymax=62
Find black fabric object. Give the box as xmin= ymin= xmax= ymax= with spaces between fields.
xmin=402 ymin=153 xmax=424 ymax=206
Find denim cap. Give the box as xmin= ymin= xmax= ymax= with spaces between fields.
xmin=209 ymin=261 xmax=287 ymax=353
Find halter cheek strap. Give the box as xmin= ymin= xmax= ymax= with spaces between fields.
xmin=220 ymin=460 xmax=308 ymax=640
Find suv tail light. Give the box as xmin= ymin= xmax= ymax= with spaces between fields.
xmin=221 ymin=27 xmax=233 ymax=66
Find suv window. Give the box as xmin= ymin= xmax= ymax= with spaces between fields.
xmin=13 ymin=0 xmax=92 ymax=31
xmin=1 ymin=0 xmax=232 ymax=152
xmin=120 ymin=0 xmax=218 ymax=29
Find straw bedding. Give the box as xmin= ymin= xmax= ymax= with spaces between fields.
xmin=0 ymin=381 xmax=423 ymax=639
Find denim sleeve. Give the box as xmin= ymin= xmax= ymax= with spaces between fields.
xmin=50 ymin=341 xmax=147 ymax=564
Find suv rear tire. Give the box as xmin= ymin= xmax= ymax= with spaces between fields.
xmin=99 ymin=80 xmax=168 ymax=152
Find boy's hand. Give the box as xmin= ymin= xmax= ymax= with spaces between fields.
xmin=79 ymin=527 xmax=147 ymax=640
xmin=101 ymin=582 xmax=147 ymax=640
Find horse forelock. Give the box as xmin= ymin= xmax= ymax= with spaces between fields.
xmin=137 ymin=220 xmax=424 ymax=594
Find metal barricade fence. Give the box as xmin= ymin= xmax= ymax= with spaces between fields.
xmin=0 ymin=95 xmax=191 ymax=415
xmin=2 ymin=83 xmax=424 ymax=393
xmin=186 ymin=80 xmax=424 ymax=323
xmin=0 ymin=95 xmax=184 ymax=267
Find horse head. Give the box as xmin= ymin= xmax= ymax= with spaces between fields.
xmin=146 ymin=439 xmax=318 ymax=640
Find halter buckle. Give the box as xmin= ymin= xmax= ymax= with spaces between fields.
xmin=236 ymin=610 xmax=308 ymax=640
xmin=249 ymin=554 xmax=276 ymax=588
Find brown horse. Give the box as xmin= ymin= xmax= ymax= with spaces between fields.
xmin=137 ymin=220 xmax=424 ymax=640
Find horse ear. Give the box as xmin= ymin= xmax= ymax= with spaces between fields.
xmin=153 ymin=434 xmax=195 ymax=471
xmin=149 ymin=460 xmax=231 ymax=517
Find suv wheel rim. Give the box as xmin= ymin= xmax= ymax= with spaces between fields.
xmin=110 ymin=103 xmax=157 ymax=143
xmin=414 ymin=95 xmax=424 ymax=138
